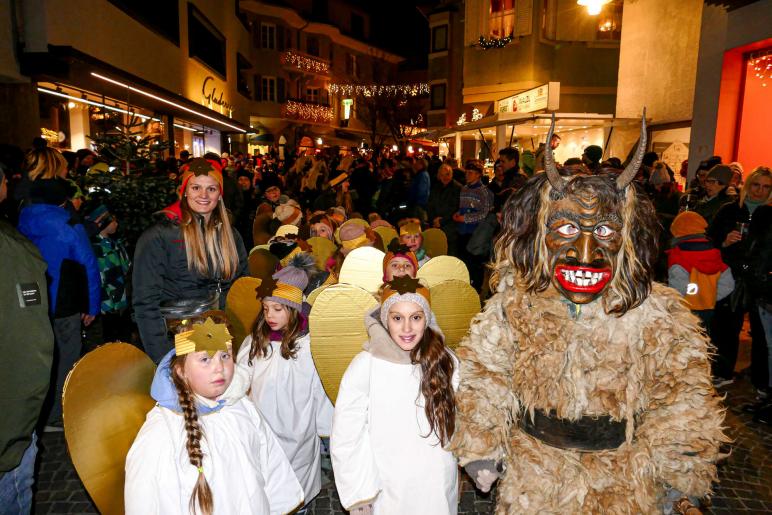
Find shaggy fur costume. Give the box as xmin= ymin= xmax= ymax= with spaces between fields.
xmin=450 ymin=272 xmax=728 ymax=514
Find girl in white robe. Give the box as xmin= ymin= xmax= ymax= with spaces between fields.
xmin=332 ymin=278 xmax=459 ymax=515
xmin=125 ymin=317 xmax=303 ymax=515
xmin=237 ymin=262 xmax=334 ymax=508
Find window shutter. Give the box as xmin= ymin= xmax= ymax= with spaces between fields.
xmin=255 ymin=74 xmax=262 ymax=101
xmin=515 ymin=0 xmax=532 ymax=37
xmin=277 ymin=78 xmax=286 ymax=103
xmin=253 ymin=25 xmax=261 ymax=48
xmin=277 ymin=26 xmax=285 ymax=51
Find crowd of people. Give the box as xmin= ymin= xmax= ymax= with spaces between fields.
xmin=0 ymin=132 xmax=769 ymax=514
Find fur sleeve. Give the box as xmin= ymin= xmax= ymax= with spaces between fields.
xmin=634 ymin=288 xmax=729 ymax=497
xmin=449 ymin=294 xmax=519 ymax=465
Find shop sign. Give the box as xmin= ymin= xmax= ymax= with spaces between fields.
xmin=498 ymin=82 xmax=560 ymax=114
xmin=202 ymin=76 xmax=234 ymax=114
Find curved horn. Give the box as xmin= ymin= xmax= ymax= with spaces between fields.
xmin=544 ymin=113 xmax=566 ymax=193
xmin=616 ymin=108 xmax=648 ymax=190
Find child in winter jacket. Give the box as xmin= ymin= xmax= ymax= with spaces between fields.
xmin=125 ymin=317 xmax=303 ymax=515
xmin=667 ymin=211 xmax=734 ymax=333
xmin=237 ymin=258 xmax=334 ymax=508
xmin=332 ymin=277 xmax=459 ymax=515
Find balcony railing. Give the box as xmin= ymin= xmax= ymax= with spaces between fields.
xmin=282 ymin=98 xmax=333 ymax=124
xmin=280 ymin=50 xmax=331 ymax=75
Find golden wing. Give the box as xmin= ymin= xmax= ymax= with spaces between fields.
xmin=310 ymin=284 xmax=378 ymax=404
xmin=225 ymin=277 xmax=263 ymax=356
xmin=63 ymin=343 xmax=156 ymax=515
xmin=430 ymin=279 xmax=481 ymax=349
xmin=307 ymin=236 xmax=338 ymax=270
xmin=338 ymin=246 xmax=386 ymax=294
xmin=421 ymin=228 xmax=448 ymax=258
xmin=373 ymin=226 xmax=398 ymax=248
xmin=417 ymin=255 xmax=470 ymax=287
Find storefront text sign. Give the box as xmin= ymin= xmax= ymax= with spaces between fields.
xmin=202 ymin=76 xmax=234 ymax=115
xmin=498 ymin=82 xmax=559 ymax=114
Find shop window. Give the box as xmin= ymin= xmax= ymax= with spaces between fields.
xmin=346 ymin=54 xmax=358 ymax=78
xmin=188 ymin=4 xmax=226 ymax=76
xmin=351 ymin=13 xmax=365 ymax=39
xmin=431 ymin=84 xmax=446 ymax=110
xmin=306 ymin=88 xmax=320 ymax=104
xmin=261 ymin=23 xmax=276 ymax=50
xmin=307 ymin=36 xmax=320 ymax=57
xmin=342 ymin=98 xmax=354 ymax=120
xmin=262 ymin=77 xmax=277 ymax=102
xmin=489 ymin=0 xmax=515 ymax=38
xmin=108 ymin=0 xmax=180 ymax=45
xmin=432 ymin=25 xmax=448 ymax=52
xmin=237 ymin=54 xmax=252 ymax=98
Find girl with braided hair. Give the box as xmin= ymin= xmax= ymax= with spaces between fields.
xmin=237 ymin=258 xmax=334 ymax=510
xmin=125 ymin=316 xmax=303 ymax=514
xmin=331 ymin=277 xmax=459 ymax=515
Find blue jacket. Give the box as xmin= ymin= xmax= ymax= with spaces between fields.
xmin=408 ymin=170 xmax=430 ymax=208
xmin=18 ymin=204 xmax=101 ymax=316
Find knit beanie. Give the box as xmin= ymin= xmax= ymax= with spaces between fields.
xmin=383 ymin=242 xmax=419 ymax=280
xmin=707 ymin=164 xmax=732 ymax=186
xmin=178 ymin=158 xmax=224 ymax=196
xmin=263 ymin=265 xmax=309 ymax=312
xmin=370 ymin=219 xmax=393 ymax=230
xmin=274 ymin=203 xmax=303 ymax=226
xmin=339 ymin=222 xmax=371 ymax=255
xmin=379 ymin=277 xmax=438 ymax=333
xmin=670 ymin=211 xmax=708 ymax=238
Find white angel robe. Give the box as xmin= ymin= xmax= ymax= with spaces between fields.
xmin=237 ymin=333 xmax=334 ymax=502
xmin=332 ymin=351 xmax=459 ymax=514
xmin=125 ymin=397 xmax=303 ymax=515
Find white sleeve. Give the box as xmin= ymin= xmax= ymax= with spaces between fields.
xmin=331 ymin=352 xmax=381 ymax=510
xmin=124 ymin=412 xmax=167 ymax=515
xmin=255 ymin=407 xmax=305 ymax=514
xmin=236 ymin=335 xmax=253 ymax=367
xmin=313 ymin=364 xmax=334 ymax=437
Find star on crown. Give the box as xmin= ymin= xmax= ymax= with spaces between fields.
xmin=189 ymin=318 xmax=232 ymax=356
xmin=387 ymin=275 xmax=422 ymax=295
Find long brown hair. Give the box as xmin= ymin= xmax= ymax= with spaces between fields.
xmin=410 ymin=327 xmax=455 ymax=446
xmin=247 ymin=304 xmax=303 ymax=363
xmin=170 ymin=355 xmax=214 ymax=515
xmin=179 ymin=196 xmax=240 ymax=280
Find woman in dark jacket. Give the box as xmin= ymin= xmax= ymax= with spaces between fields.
xmin=707 ymin=167 xmax=771 ymax=392
xmin=132 ymin=158 xmax=247 ymax=362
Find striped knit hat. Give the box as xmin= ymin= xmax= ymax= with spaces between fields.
xmin=263 ymin=265 xmax=308 ymax=312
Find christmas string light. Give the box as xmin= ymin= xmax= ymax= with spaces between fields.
xmin=282 ymin=99 xmax=333 ymax=123
xmin=748 ymin=50 xmax=771 ymax=87
xmin=329 ymin=83 xmax=429 ymax=97
xmin=477 ymin=34 xmax=513 ymax=50
xmin=280 ymin=50 xmax=330 ymax=74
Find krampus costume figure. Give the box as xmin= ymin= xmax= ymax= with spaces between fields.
xmin=450 ymin=114 xmax=728 ymax=514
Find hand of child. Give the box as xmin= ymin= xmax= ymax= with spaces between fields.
xmin=350 ymin=503 xmax=374 ymax=515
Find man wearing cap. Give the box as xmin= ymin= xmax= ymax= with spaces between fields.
xmin=696 ymin=164 xmax=734 ymax=225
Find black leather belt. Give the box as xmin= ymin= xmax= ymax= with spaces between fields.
xmin=519 ymin=410 xmax=627 ymax=452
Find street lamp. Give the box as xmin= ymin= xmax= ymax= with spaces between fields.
xmin=577 ymin=0 xmax=610 ymax=15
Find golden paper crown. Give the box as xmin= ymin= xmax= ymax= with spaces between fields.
xmin=174 ymin=318 xmax=233 ymax=357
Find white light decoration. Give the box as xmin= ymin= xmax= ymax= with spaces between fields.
xmin=329 ymin=82 xmax=429 ymax=97
xmin=456 ymin=113 xmax=467 ymax=125
xmin=282 ymin=99 xmax=333 ymax=123
xmin=577 ymin=0 xmax=610 ymax=15
xmin=280 ymin=50 xmax=330 ymax=74
xmin=407 ymin=145 xmax=414 ymax=153
xmin=472 ymin=108 xmax=483 ymax=121
xmin=748 ymin=50 xmax=772 ymax=87
xmin=391 ymin=145 xmax=399 ymax=151
xmin=316 ymin=137 xmax=323 ymax=145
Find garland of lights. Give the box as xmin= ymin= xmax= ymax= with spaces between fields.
xmin=280 ymin=50 xmax=330 ymax=74
xmin=282 ymin=99 xmax=333 ymax=123
xmin=478 ymin=34 xmax=513 ymax=50
xmin=749 ymin=50 xmax=771 ymax=87
xmin=329 ymin=82 xmax=429 ymax=97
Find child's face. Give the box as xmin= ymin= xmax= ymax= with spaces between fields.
xmin=180 ymin=348 xmax=234 ymax=400
xmin=385 ymin=256 xmax=416 ymax=281
xmin=386 ymin=301 xmax=427 ymax=351
xmin=400 ymin=233 xmax=423 ymax=253
xmin=263 ymin=300 xmax=290 ymax=332
xmin=311 ymin=222 xmax=333 ymax=240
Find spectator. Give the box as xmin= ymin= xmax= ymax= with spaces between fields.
xmin=453 ymin=160 xmax=494 ymax=290
xmin=257 ymin=185 xmax=282 ymax=215
xmin=132 ymin=158 xmax=248 ymax=362
xmin=582 ymin=145 xmax=603 ymax=174
xmin=17 ymin=177 xmax=101 ymax=429
xmin=534 ymin=133 xmax=560 ymax=172
xmin=696 ymin=164 xmax=734 ymax=225
xmin=427 ymin=164 xmax=462 ymax=256
xmin=499 ymin=147 xmax=526 ymax=193
xmin=407 ymin=158 xmax=430 ymax=217
xmin=0 ymin=165 xmax=54 ymax=513
xmin=708 ymin=167 xmax=772 ymax=391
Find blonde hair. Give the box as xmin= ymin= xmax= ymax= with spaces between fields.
xmin=740 ymin=166 xmax=771 ymax=207
xmin=25 ymin=147 xmax=68 ymax=181
xmin=179 ymin=191 xmax=240 ymax=280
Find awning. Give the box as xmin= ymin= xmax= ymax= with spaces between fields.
xmin=249 ymin=133 xmax=275 ymax=143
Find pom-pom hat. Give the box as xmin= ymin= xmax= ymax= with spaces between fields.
xmin=670 ymin=211 xmax=708 ymax=238
xmin=263 ymin=265 xmax=309 ymax=312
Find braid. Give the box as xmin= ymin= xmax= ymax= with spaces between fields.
xmin=171 ymin=358 xmax=214 ymax=515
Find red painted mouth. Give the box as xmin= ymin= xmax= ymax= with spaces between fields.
xmin=554 ymin=265 xmax=612 ymax=294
